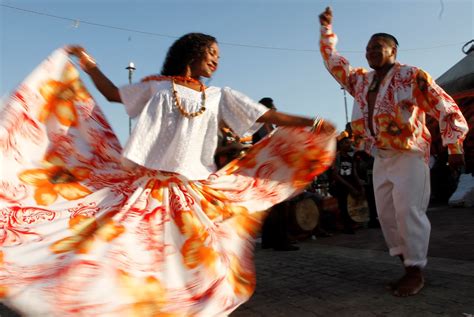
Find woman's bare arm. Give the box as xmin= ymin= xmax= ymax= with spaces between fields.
xmin=257 ymin=109 xmax=335 ymax=134
xmin=66 ymin=46 xmax=122 ymax=103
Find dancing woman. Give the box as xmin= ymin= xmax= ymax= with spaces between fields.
xmin=0 ymin=33 xmax=335 ymax=316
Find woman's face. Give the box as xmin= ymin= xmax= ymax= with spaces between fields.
xmin=189 ymin=42 xmax=220 ymax=78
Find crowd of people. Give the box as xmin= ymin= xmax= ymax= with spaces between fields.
xmin=0 ymin=5 xmax=469 ymax=316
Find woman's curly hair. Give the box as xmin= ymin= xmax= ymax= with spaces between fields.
xmin=161 ymin=33 xmax=217 ymax=76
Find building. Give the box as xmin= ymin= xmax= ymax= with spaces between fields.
xmin=428 ymin=41 xmax=473 ymax=201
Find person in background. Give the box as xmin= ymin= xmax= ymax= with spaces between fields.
xmin=349 ymin=120 xmax=379 ymax=228
xmin=329 ymin=131 xmax=364 ymax=234
xmin=353 ymin=149 xmax=380 ymax=228
xmin=252 ymin=97 xmax=277 ymax=144
xmin=319 ymin=7 xmax=468 ymax=296
xmin=214 ymin=125 xmax=252 ymax=169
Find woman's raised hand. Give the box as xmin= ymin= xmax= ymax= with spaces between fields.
xmin=319 ymin=120 xmax=336 ymax=134
xmin=65 ymin=45 xmax=85 ymax=57
xmin=63 ymin=45 xmax=121 ymax=102
xmin=64 ymin=45 xmax=97 ymax=73
xmin=312 ymin=117 xmax=336 ymax=135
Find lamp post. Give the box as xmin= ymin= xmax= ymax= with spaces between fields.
xmin=126 ymin=61 xmax=136 ymax=135
xmin=341 ymin=86 xmax=349 ymax=124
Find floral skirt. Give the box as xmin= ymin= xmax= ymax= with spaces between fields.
xmin=0 ymin=50 xmax=336 ymax=316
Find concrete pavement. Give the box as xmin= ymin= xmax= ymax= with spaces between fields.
xmin=232 ymin=204 xmax=474 ymax=316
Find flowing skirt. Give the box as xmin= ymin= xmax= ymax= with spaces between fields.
xmin=0 ymin=49 xmax=336 ymax=316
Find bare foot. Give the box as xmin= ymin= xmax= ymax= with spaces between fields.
xmin=385 ymin=255 xmax=404 ymax=290
xmin=385 ymin=279 xmax=399 ymax=291
xmin=393 ymin=266 xmax=424 ymax=297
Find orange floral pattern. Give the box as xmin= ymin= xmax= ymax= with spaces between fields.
xmin=320 ymin=25 xmax=468 ymax=160
xmin=49 ymin=213 xmax=125 ymax=254
xmin=38 ymin=63 xmax=90 ymax=127
xmin=0 ymin=49 xmax=336 ymax=316
xmin=18 ymin=150 xmax=92 ymax=206
xmin=116 ymin=270 xmax=174 ymax=317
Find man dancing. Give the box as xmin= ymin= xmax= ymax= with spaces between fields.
xmin=318 ymin=7 xmax=468 ymax=296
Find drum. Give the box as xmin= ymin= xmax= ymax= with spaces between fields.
xmin=294 ymin=198 xmax=319 ymax=231
xmin=320 ymin=196 xmax=338 ymax=213
xmin=288 ymin=195 xmax=320 ymax=240
xmin=348 ymin=194 xmax=369 ymax=223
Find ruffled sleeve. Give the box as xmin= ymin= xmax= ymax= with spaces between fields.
xmin=218 ymin=87 xmax=269 ymax=137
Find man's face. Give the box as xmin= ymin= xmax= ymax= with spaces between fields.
xmin=365 ymin=37 xmax=396 ymax=69
xmin=339 ymin=138 xmax=352 ymax=152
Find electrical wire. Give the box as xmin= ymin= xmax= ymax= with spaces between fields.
xmin=0 ymin=3 xmax=467 ymax=53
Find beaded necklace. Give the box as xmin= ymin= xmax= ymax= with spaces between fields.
xmin=171 ymin=79 xmax=206 ymax=118
xmin=141 ymin=75 xmax=207 ymax=118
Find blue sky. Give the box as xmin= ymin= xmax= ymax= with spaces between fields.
xmin=1 ymin=0 xmax=472 ymax=145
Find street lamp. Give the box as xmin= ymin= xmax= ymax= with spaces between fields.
xmin=126 ymin=61 xmax=136 ymax=135
xmin=341 ymin=86 xmax=349 ymax=124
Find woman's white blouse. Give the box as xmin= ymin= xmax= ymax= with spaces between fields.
xmin=119 ymin=81 xmax=269 ymax=180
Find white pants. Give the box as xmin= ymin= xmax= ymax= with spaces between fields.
xmin=373 ymin=149 xmax=431 ymax=268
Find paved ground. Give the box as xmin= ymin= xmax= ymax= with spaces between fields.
xmin=232 ymin=204 xmax=474 ymax=317
xmin=1 ymin=204 xmax=473 ymax=316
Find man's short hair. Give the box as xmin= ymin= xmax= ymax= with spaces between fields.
xmin=259 ymin=97 xmax=276 ymax=109
xmin=370 ymin=33 xmax=399 ymax=47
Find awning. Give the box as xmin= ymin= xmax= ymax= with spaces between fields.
xmin=436 ymin=44 xmax=474 ymax=99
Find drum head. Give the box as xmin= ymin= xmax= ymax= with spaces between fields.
xmin=348 ymin=195 xmax=369 ymax=223
xmin=295 ymin=198 xmax=319 ymax=231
